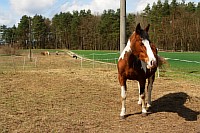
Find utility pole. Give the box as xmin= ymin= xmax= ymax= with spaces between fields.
xmin=120 ymin=0 xmax=126 ymax=54
xmin=29 ymin=17 xmax=32 ymax=61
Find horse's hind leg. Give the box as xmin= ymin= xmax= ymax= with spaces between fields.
xmin=118 ymin=75 xmax=127 ymax=119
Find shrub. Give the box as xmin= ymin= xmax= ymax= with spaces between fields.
xmin=0 ymin=45 xmax=21 ymax=55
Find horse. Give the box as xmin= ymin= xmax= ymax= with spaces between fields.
xmin=41 ymin=51 xmax=50 ymax=56
xmin=72 ymin=54 xmax=78 ymax=59
xmin=117 ymin=23 xmax=158 ymax=119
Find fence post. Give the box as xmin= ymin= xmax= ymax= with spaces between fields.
xmin=81 ymin=57 xmax=83 ymax=68
xmin=93 ymin=53 xmax=95 ymax=68
xmin=35 ymin=57 xmax=37 ymax=67
xmin=23 ymin=56 xmax=26 ymax=70
xmin=157 ymin=67 xmax=160 ymax=78
xmin=12 ymin=56 xmax=16 ymax=73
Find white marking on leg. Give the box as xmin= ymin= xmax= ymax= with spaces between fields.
xmin=118 ymin=40 xmax=132 ymax=61
xmin=121 ymin=86 xmax=126 ymax=98
xmin=140 ymin=94 xmax=147 ymax=113
xmin=120 ymin=107 xmax=126 ymax=117
xmin=137 ymin=81 xmax=142 ymax=105
xmin=142 ymin=107 xmax=147 ymax=113
xmin=120 ymin=86 xmax=126 ymax=117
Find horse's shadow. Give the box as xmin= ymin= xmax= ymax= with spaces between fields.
xmin=150 ymin=92 xmax=200 ymax=121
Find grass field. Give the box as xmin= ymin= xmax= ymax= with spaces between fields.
xmin=158 ymin=52 xmax=200 ymax=74
xmin=72 ymin=50 xmax=119 ymax=64
xmin=72 ymin=50 xmax=200 ymax=77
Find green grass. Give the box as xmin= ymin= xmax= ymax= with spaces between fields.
xmin=72 ymin=50 xmax=120 ymax=64
xmin=158 ymin=52 xmax=200 ymax=75
xmin=158 ymin=52 xmax=200 ymax=62
xmin=72 ymin=50 xmax=200 ymax=77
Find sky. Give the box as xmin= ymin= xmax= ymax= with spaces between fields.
xmin=0 ymin=0 xmax=199 ymax=27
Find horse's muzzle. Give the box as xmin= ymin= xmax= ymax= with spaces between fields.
xmin=147 ymin=60 xmax=157 ymax=69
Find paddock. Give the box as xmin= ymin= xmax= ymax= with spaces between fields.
xmin=0 ymin=51 xmax=200 ymax=132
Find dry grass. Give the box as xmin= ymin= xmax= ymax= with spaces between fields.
xmin=0 ymin=45 xmax=21 ymax=56
xmin=0 ymin=52 xmax=200 ymax=132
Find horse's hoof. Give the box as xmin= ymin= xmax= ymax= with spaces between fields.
xmin=120 ymin=116 xmax=126 ymax=119
xmin=147 ymin=104 xmax=151 ymax=109
xmin=141 ymin=113 xmax=148 ymax=117
xmin=147 ymin=106 xmax=152 ymax=113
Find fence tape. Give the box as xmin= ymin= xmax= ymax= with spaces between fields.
xmin=165 ymin=58 xmax=200 ymax=64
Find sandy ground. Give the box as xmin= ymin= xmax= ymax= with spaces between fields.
xmin=0 ymin=54 xmax=200 ymax=132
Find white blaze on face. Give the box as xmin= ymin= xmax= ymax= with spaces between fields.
xmin=142 ymin=39 xmax=156 ymax=69
xmin=118 ymin=40 xmax=132 ymax=61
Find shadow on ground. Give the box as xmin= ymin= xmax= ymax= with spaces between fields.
xmin=151 ymin=92 xmax=200 ymax=121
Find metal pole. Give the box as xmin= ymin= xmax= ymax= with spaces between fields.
xmin=120 ymin=0 xmax=126 ymax=54
xmin=93 ymin=53 xmax=94 ymax=68
xmin=29 ymin=17 xmax=32 ymax=61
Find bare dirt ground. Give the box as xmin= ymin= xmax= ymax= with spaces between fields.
xmin=0 ymin=53 xmax=200 ymax=132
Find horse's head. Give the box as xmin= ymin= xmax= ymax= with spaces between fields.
xmin=130 ymin=23 xmax=157 ymax=69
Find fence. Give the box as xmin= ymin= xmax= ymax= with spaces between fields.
xmin=67 ymin=51 xmax=163 ymax=77
xmin=1 ymin=51 xmax=199 ymax=78
xmin=0 ymin=55 xmax=75 ymax=73
xmin=0 ymin=55 xmax=38 ymax=73
xmin=67 ymin=51 xmax=200 ymax=78
xmin=66 ymin=51 xmax=117 ymax=69
xmin=0 ymin=52 xmax=116 ymax=73
xmin=165 ymin=58 xmax=200 ymax=64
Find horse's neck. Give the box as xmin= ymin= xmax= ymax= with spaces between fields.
xmin=128 ymin=53 xmax=139 ymax=65
xmin=119 ymin=40 xmax=132 ymax=60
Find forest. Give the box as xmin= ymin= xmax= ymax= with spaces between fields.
xmin=1 ymin=0 xmax=200 ymax=51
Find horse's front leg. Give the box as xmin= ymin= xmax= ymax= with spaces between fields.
xmin=118 ymin=75 xmax=127 ymax=119
xmin=137 ymin=81 xmax=142 ymax=105
xmin=120 ymin=85 xmax=127 ymax=119
xmin=147 ymin=75 xmax=155 ymax=108
xmin=139 ymin=80 xmax=147 ymax=114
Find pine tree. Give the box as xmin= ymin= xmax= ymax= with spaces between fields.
xmin=17 ymin=15 xmax=30 ymax=48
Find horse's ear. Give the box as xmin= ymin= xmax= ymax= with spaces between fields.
xmin=145 ymin=24 xmax=150 ymax=32
xmin=136 ymin=23 xmax=141 ymax=34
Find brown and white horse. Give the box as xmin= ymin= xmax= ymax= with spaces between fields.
xmin=41 ymin=51 xmax=50 ymax=56
xmin=117 ymin=23 xmax=158 ymax=119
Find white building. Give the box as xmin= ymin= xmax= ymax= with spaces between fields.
xmin=0 ymin=25 xmax=5 ymax=44
xmin=0 ymin=25 xmax=3 ymax=39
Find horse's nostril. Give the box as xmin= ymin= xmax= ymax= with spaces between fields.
xmin=150 ymin=60 xmax=153 ymax=66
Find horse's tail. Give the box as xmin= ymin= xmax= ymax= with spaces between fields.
xmin=158 ymin=55 xmax=168 ymax=67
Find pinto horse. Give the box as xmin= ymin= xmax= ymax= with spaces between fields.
xmin=41 ymin=51 xmax=50 ymax=56
xmin=117 ymin=23 xmax=158 ymax=119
